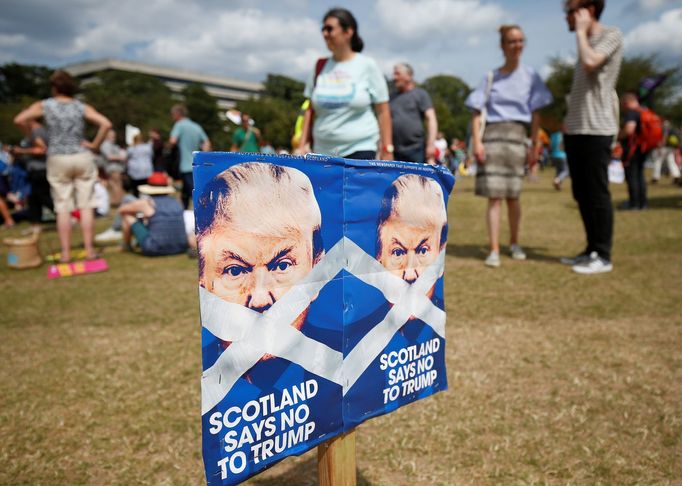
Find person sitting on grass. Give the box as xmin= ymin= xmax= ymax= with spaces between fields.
xmin=119 ymin=172 xmax=188 ymax=256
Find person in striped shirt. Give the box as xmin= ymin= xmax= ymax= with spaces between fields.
xmin=561 ymin=0 xmax=623 ymax=275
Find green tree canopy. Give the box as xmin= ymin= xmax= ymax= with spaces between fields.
xmin=182 ymin=83 xmax=229 ymax=149
xmin=541 ymin=55 xmax=681 ymax=128
xmin=235 ymin=96 xmax=299 ymax=149
xmin=263 ymin=74 xmax=305 ymax=107
xmin=231 ymin=73 xmax=304 ymax=149
xmin=0 ymin=63 xmax=53 ymax=103
xmin=421 ymin=75 xmax=472 ymax=140
xmin=81 ymin=70 xmax=174 ymax=137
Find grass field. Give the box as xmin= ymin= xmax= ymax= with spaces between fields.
xmin=1 ymin=170 xmax=680 ymax=485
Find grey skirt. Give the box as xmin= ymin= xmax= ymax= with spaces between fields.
xmin=475 ymin=122 xmax=527 ymax=198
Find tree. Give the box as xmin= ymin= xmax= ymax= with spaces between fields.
xmin=0 ymin=63 xmax=52 ymax=103
xmin=539 ymin=57 xmax=574 ymax=129
xmin=182 ymin=83 xmax=229 ymax=149
xmin=421 ymin=75 xmax=472 ymax=140
xmin=230 ymin=73 xmax=304 ymax=149
xmin=263 ymin=74 xmax=305 ymax=107
xmin=235 ymin=96 xmax=299 ymax=149
xmin=541 ymin=55 xmax=681 ymax=127
xmin=81 ymin=70 xmax=174 ymax=137
xmin=0 ymin=63 xmax=54 ymax=143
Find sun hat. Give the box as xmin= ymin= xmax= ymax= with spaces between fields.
xmin=138 ymin=172 xmax=175 ymax=196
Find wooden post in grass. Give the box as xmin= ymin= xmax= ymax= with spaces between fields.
xmin=317 ymin=429 xmax=356 ymax=486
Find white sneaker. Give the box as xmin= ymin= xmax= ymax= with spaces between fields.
xmin=509 ymin=244 xmax=526 ymax=260
xmin=484 ymin=251 xmax=501 ymax=268
xmin=571 ymin=252 xmax=613 ymax=274
xmin=95 ymin=228 xmax=122 ymax=243
xmin=560 ymin=253 xmax=589 ymax=265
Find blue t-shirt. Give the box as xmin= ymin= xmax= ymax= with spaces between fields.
xmin=170 ymin=118 xmax=209 ymax=173
xmin=304 ymin=54 xmax=389 ymax=157
xmin=465 ymin=65 xmax=553 ymax=124
xmin=549 ymin=131 xmax=566 ymax=159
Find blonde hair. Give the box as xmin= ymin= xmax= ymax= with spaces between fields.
xmin=196 ymin=162 xmax=324 ymax=276
xmin=133 ymin=133 xmax=144 ymax=145
xmin=376 ymin=174 xmax=447 ymax=256
xmin=499 ymin=24 xmax=523 ymax=45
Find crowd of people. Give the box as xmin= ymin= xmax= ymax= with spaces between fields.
xmin=1 ymin=1 xmax=681 ymax=274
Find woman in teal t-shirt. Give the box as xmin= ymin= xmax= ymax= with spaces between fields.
xmin=298 ymin=8 xmax=394 ymax=160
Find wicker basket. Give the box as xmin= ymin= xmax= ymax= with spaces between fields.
xmin=4 ymin=234 xmax=42 ymax=269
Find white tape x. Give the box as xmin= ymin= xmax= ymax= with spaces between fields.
xmin=200 ymin=237 xmax=445 ymax=415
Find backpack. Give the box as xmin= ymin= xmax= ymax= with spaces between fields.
xmin=635 ymin=108 xmax=663 ymax=153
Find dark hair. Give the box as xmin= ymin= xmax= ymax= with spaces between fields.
xmin=564 ymin=0 xmax=605 ymax=20
xmin=324 ymin=8 xmax=364 ymax=52
xmin=49 ymin=70 xmax=77 ymax=97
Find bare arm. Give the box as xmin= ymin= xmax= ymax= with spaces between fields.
xmin=118 ymin=198 xmax=155 ymax=218
xmin=424 ymin=107 xmax=438 ymax=164
xmin=375 ymin=102 xmax=393 ymax=161
xmin=295 ymin=106 xmax=313 ymax=154
xmin=575 ymin=9 xmax=606 ymax=74
xmin=528 ymin=111 xmax=541 ymax=167
xmin=471 ymin=111 xmax=485 ymax=163
xmin=14 ymin=101 xmax=43 ymax=130
xmin=83 ymin=104 xmax=112 ymax=151
xmin=202 ymin=138 xmax=212 ymax=151
xmin=11 ymin=135 xmax=47 ymax=157
xmin=620 ymin=120 xmax=636 ymax=139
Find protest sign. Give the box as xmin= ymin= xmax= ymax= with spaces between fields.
xmin=194 ymin=153 xmax=454 ymax=485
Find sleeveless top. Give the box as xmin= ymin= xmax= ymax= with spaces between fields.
xmin=42 ymin=98 xmax=86 ymax=155
xmin=141 ymin=196 xmax=188 ymax=256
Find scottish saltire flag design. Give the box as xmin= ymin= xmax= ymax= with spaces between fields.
xmin=194 ymin=153 xmax=454 ymax=485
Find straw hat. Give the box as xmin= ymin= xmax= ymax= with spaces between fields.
xmin=138 ymin=172 xmax=175 ymax=196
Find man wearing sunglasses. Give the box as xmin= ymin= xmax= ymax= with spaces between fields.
xmin=561 ymin=0 xmax=623 ymax=275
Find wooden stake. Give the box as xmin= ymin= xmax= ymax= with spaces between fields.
xmin=317 ymin=429 xmax=356 ymax=486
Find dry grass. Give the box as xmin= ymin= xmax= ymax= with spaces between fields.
xmin=1 ymin=170 xmax=680 ymax=485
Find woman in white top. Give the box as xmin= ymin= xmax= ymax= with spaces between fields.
xmin=126 ymin=133 xmax=153 ymax=197
xmin=297 ymin=8 xmax=393 ymax=160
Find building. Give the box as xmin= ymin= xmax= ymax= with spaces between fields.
xmin=63 ymin=58 xmax=262 ymax=110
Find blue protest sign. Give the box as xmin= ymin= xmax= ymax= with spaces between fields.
xmin=194 ymin=153 xmax=454 ymax=485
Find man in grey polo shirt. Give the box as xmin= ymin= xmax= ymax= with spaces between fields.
xmin=561 ymin=0 xmax=622 ymax=274
xmin=390 ymin=63 xmax=438 ymax=164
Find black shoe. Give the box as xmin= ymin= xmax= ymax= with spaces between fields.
xmin=617 ymin=201 xmax=636 ymax=211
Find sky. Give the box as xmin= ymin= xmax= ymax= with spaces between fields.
xmin=1 ymin=0 xmax=681 ymax=88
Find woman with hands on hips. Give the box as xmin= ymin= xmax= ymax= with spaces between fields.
xmin=14 ymin=70 xmax=112 ymax=263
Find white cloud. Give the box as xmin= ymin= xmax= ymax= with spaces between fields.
xmin=0 ymin=34 xmax=26 ymax=47
xmin=375 ymin=0 xmax=506 ymax=44
xmin=624 ymin=8 xmax=682 ymax=60
xmin=135 ymin=9 xmax=323 ymax=78
xmin=637 ymin=0 xmax=676 ymax=11
xmin=2 ymin=1 xmax=327 ymax=81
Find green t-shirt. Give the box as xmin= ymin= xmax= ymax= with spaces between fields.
xmin=232 ymin=127 xmax=259 ymax=153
